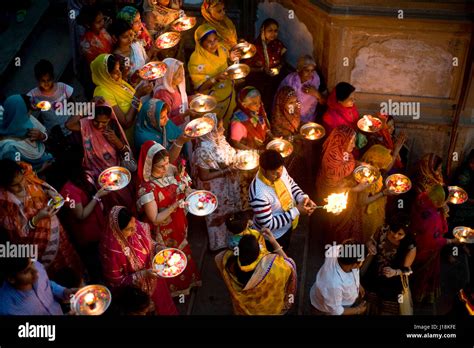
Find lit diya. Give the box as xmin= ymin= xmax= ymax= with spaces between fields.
xmin=268 ymin=67 xmax=280 ymax=76
xmin=231 ymin=41 xmax=257 ymax=60
xmin=189 ymin=94 xmax=217 ymax=113
xmin=36 ymin=101 xmax=52 ymax=111
xmin=155 ymin=31 xmax=181 ymax=49
xmin=98 ymin=166 xmax=131 ymax=191
xmin=314 ymin=192 xmax=349 ymax=215
xmin=357 ymin=114 xmax=383 ymax=133
xmin=47 ymin=194 xmax=65 ymax=210
xmin=70 ymin=285 xmax=112 ymax=315
xmin=300 ymin=122 xmax=326 ymax=140
xmin=153 ymin=248 xmax=187 ymax=278
xmin=447 ymin=186 xmax=468 ymax=204
xmin=225 ymin=63 xmax=250 ymax=80
xmin=170 ymin=16 xmax=196 ymax=32
xmin=184 ymin=117 xmax=215 ymax=138
xmin=185 ymin=190 xmax=218 ymax=216
xmin=385 ymin=174 xmax=412 ymax=195
xmin=353 ymin=164 xmax=380 ymax=184
xmin=266 ymin=139 xmax=293 ymax=158
xmin=234 ymin=150 xmax=259 ymax=171
xmin=138 ymin=61 xmax=167 ymax=80
xmin=453 ymin=226 xmax=474 ymax=244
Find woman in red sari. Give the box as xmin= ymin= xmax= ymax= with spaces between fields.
xmin=322 ymin=82 xmax=359 ymax=135
xmin=229 ymin=87 xmax=272 ymax=151
xmin=100 ymin=206 xmax=178 ymax=315
xmin=0 ymin=160 xmax=83 ymax=280
xmin=410 ymin=184 xmax=458 ymax=304
xmin=137 ymin=141 xmax=201 ymax=297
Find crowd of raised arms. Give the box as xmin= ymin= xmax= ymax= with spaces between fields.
xmin=0 ymin=0 xmax=472 ymax=316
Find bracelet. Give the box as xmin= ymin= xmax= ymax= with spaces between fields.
xmin=274 ymin=245 xmax=283 ymax=252
xmin=93 ymin=195 xmax=101 ymax=202
xmin=28 ymin=218 xmax=37 ymax=229
xmin=173 ymin=142 xmax=183 ymax=148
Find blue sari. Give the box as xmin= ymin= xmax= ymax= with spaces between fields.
xmin=0 ymin=95 xmax=53 ymax=171
xmin=134 ymin=99 xmax=182 ymax=154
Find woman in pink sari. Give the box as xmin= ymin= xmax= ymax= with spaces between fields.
xmin=410 ymin=184 xmax=458 ymax=304
xmin=100 ymin=206 xmax=178 ymax=315
xmin=322 ymin=82 xmax=359 ymax=135
xmin=66 ymin=102 xmax=137 ymax=213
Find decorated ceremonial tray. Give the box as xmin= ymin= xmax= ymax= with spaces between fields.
xmin=47 ymin=194 xmax=65 ymax=210
xmin=234 ymin=150 xmax=259 ymax=170
xmin=36 ymin=101 xmax=52 ymax=111
xmin=353 ymin=164 xmax=380 ymax=184
xmin=98 ymin=166 xmax=131 ymax=191
xmin=71 ymin=285 xmax=112 ymax=315
xmin=231 ymin=42 xmax=257 ymax=60
xmin=189 ymin=94 xmax=217 ymax=113
xmin=153 ymin=248 xmax=187 ymax=278
xmin=184 ymin=117 xmax=215 ymax=138
xmin=266 ymin=139 xmax=293 ymax=158
xmin=225 ymin=63 xmax=250 ymax=80
xmin=170 ymin=16 xmax=196 ymax=32
xmin=453 ymin=226 xmax=474 ymax=244
xmin=185 ymin=190 xmax=218 ymax=216
xmin=357 ymin=115 xmax=383 ymax=133
xmin=385 ymin=174 xmax=412 ymax=195
xmin=448 ymin=186 xmax=468 ymax=204
xmin=300 ymin=122 xmax=326 ymax=140
xmin=138 ymin=61 xmax=167 ymax=80
xmin=155 ymin=31 xmax=181 ymax=49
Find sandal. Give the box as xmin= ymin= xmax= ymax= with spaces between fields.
xmin=16 ymin=9 xmax=27 ymax=23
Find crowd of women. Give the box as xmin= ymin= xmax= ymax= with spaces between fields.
xmin=0 ymin=0 xmax=472 ymax=316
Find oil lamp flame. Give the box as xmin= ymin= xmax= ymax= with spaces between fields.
xmin=324 ymin=192 xmax=348 ymax=214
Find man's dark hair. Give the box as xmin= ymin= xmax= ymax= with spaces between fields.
xmin=225 ymin=212 xmax=249 ymax=234
xmin=338 ymin=238 xmax=363 ymax=265
xmin=259 ymin=149 xmax=284 ymax=171
xmin=335 ymin=82 xmax=355 ymax=102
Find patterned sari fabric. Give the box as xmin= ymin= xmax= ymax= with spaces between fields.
xmin=215 ymin=250 xmax=297 ymax=315
xmin=100 ymin=206 xmax=178 ymax=315
xmin=137 ymin=141 xmax=201 ymax=296
xmin=316 ymin=126 xmax=363 ymax=244
xmin=143 ymin=0 xmax=180 ymax=36
xmin=360 ymin=145 xmax=393 ymax=242
xmin=0 ymin=162 xmax=82 ymax=279
xmin=80 ymin=106 xmax=135 ymax=213
xmin=414 ymin=153 xmax=444 ymax=194
xmin=410 ymin=191 xmax=448 ymax=303
xmin=192 ymin=114 xmax=241 ymax=250
xmin=229 ymin=87 xmax=270 ymax=150
xmin=201 ymin=0 xmax=237 ymax=50
xmin=80 ymin=29 xmax=113 ymax=65
xmin=188 ymin=23 xmax=236 ymax=127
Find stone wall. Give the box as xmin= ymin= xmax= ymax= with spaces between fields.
xmin=260 ymin=0 xmax=473 ymax=172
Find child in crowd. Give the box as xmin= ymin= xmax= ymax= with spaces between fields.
xmin=27 ymin=59 xmax=74 ymax=138
xmin=226 ymin=212 xmax=267 ymax=253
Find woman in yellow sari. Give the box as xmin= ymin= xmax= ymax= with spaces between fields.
xmin=188 ymin=23 xmax=239 ymax=128
xmin=215 ymin=228 xmax=297 ymax=315
xmin=201 ymin=0 xmax=237 ymax=50
xmin=360 ymin=144 xmax=396 ymax=242
xmin=90 ymin=53 xmax=152 ymax=145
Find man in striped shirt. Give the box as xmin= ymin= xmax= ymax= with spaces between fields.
xmin=249 ymin=150 xmax=316 ymax=252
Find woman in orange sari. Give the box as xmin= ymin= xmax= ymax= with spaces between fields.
xmin=137 ymin=140 xmax=201 ymax=297
xmin=0 ymin=159 xmax=83 ymax=280
xmin=315 ymin=126 xmax=369 ymax=244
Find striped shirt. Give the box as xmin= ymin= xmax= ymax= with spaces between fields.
xmin=249 ymin=167 xmax=307 ymax=239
